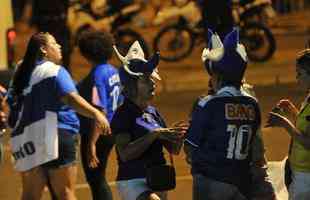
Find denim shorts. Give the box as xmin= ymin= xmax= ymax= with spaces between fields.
xmin=42 ymin=129 xmax=79 ymax=169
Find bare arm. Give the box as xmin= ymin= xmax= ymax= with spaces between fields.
xmin=86 ymin=120 xmax=102 ymax=168
xmin=115 ymin=131 xmax=160 ymax=162
xmin=266 ymin=112 xmax=310 ymax=150
xmin=283 ymin=119 xmax=310 ymax=150
xmin=61 ymin=92 xmax=99 ymax=119
xmin=115 ymin=128 xmax=182 ymax=162
xmin=61 ymin=92 xmax=110 ymax=134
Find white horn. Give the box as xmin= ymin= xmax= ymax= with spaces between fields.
xmin=211 ymin=33 xmax=223 ymax=49
xmin=201 ymin=33 xmax=224 ymax=62
xmin=113 ymin=45 xmax=129 ymax=65
xmin=207 ymin=48 xmax=224 ymax=61
xmin=113 ymin=45 xmax=143 ymax=77
xmin=236 ymin=43 xmax=247 ymax=61
xmin=201 ymin=48 xmax=209 ymax=62
xmin=201 ymin=47 xmax=224 ymax=62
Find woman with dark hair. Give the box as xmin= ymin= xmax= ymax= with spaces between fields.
xmin=266 ymin=49 xmax=310 ymax=200
xmin=111 ymin=41 xmax=186 ymax=200
xmin=77 ymin=30 xmax=123 ymax=200
xmin=8 ymin=32 xmax=110 ymax=200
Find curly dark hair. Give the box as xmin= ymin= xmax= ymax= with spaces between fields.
xmin=78 ymin=30 xmax=114 ymax=64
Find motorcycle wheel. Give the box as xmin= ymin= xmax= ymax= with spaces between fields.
xmin=153 ymin=24 xmax=195 ymax=62
xmin=240 ymin=23 xmax=276 ymax=62
xmin=114 ymin=28 xmax=150 ymax=59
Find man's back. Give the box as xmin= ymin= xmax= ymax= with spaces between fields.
xmin=186 ymin=87 xmax=261 ymax=186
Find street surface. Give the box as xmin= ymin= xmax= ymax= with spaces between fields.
xmin=1 ymin=10 xmax=310 ymax=199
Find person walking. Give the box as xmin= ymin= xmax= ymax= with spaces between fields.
xmin=77 ymin=30 xmax=123 ymax=200
xmin=184 ymin=29 xmax=276 ymax=200
xmin=111 ymin=41 xmax=186 ymax=200
xmin=7 ymin=32 xmax=110 ymax=200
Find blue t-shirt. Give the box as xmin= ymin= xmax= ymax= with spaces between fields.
xmin=55 ymin=67 xmax=80 ymax=133
xmin=111 ymin=98 xmax=166 ymax=181
xmin=185 ymin=86 xmax=261 ymax=187
xmin=77 ymin=63 xmax=123 ymax=135
xmin=8 ymin=61 xmax=80 ymax=135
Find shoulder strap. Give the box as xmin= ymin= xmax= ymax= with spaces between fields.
xmin=169 ymin=153 xmax=174 ymax=167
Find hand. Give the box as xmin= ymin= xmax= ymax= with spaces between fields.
xmin=154 ymin=128 xmax=183 ymax=142
xmin=276 ymin=99 xmax=297 ymax=114
xmin=87 ymin=143 xmax=100 ymax=169
xmin=265 ymin=112 xmax=289 ymax=128
xmin=172 ymin=120 xmax=189 ymax=138
xmin=94 ymin=111 xmax=111 ymax=135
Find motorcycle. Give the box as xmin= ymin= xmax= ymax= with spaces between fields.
xmin=153 ymin=0 xmax=276 ymax=62
xmin=67 ymin=0 xmax=149 ymax=57
xmin=232 ymin=0 xmax=276 ymax=26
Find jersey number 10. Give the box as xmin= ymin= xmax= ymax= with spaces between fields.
xmin=226 ymin=124 xmax=253 ymax=160
xmin=110 ymin=86 xmax=120 ymax=111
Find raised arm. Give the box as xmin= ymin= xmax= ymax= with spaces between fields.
xmin=61 ymin=92 xmax=110 ymax=134
xmin=115 ymin=128 xmax=183 ymax=162
xmin=266 ymin=112 xmax=310 ymax=150
xmin=115 ymin=131 xmax=160 ymax=162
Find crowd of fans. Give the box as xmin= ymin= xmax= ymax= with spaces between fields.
xmin=1 ymin=0 xmax=310 ymax=200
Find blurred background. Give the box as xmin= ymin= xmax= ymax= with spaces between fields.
xmin=0 ymin=0 xmax=310 ymax=199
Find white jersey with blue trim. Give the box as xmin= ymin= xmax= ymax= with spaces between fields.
xmin=9 ymin=61 xmax=78 ymax=171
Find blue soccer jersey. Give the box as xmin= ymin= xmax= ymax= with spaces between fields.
xmin=55 ymin=67 xmax=80 ymax=133
xmin=92 ymin=63 xmax=123 ymax=121
xmin=185 ymin=86 xmax=261 ymax=186
xmin=78 ymin=63 xmax=123 ymax=135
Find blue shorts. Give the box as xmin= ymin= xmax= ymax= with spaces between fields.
xmin=42 ymin=129 xmax=79 ymax=169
